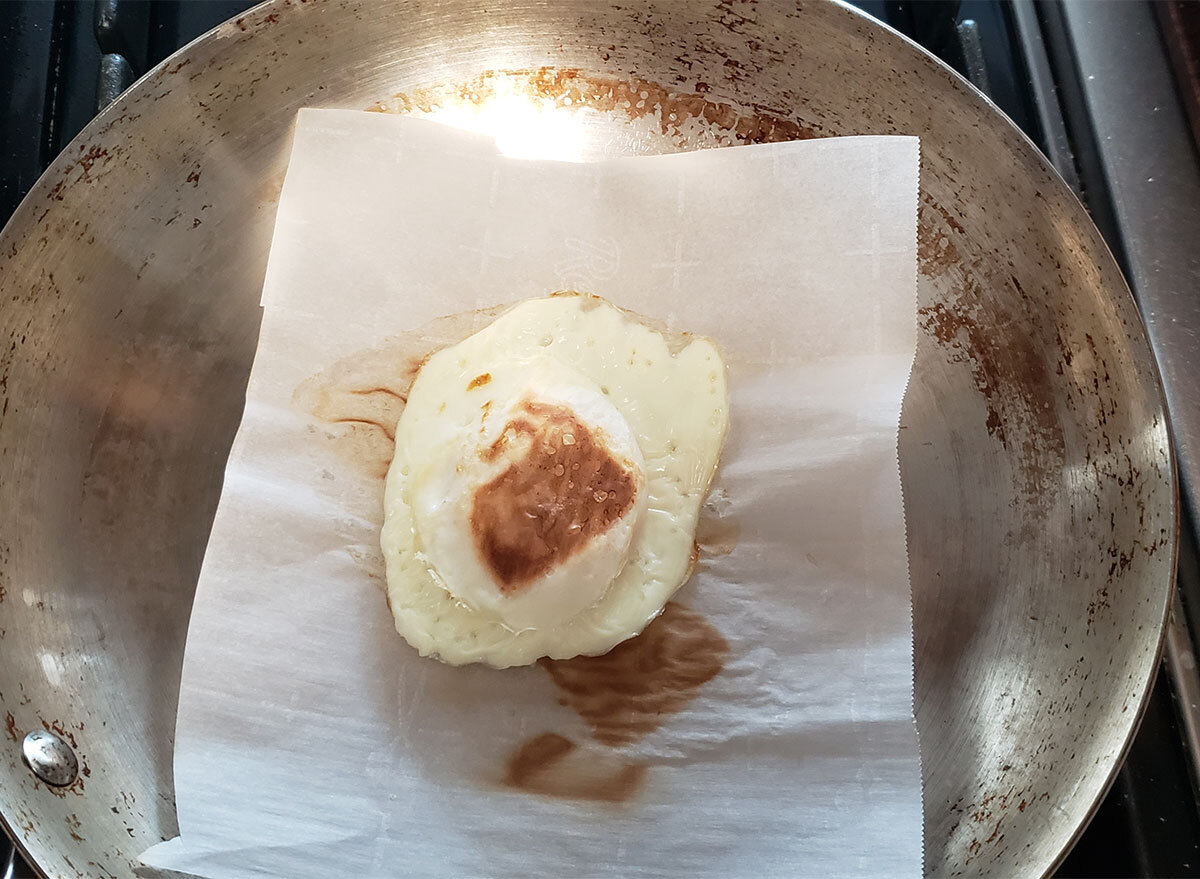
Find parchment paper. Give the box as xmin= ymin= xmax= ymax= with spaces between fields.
xmin=142 ymin=110 xmax=922 ymax=879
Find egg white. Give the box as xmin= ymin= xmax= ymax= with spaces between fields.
xmin=381 ymin=294 xmax=728 ymax=667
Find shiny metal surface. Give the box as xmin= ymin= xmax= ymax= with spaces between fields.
xmin=0 ymin=1 xmax=1175 ymax=877
xmin=1058 ymin=0 xmax=1200 ymax=576
xmin=18 ymin=735 xmax=77 ymax=791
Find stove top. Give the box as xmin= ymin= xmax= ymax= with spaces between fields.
xmin=2 ymin=1 xmax=1199 ymax=876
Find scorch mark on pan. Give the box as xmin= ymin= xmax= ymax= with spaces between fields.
xmin=369 ymin=67 xmax=822 ymax=148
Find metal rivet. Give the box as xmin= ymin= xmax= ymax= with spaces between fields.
xmin=21 ymin=730 xmax=79 ymax=787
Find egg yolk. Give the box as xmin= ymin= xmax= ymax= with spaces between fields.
xmin=470 ymin=399 xmax=638 ymax=594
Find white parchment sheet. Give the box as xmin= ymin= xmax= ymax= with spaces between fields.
xmin=142 ymin=110 xmax=922 ymax=879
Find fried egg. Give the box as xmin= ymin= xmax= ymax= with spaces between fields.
xmin=381 ymin=294 xmax=728 ymax=667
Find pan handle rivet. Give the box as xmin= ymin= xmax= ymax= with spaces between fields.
xmin=21 ymin=730 xmax=79 ymax=787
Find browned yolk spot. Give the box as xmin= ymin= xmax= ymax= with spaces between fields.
xmin=467 ymin=372 xmax=492 ymax=390
xmin=471 ymin=400 xmax=636 ymax=593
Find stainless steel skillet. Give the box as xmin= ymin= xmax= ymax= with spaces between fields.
xmin=0 ymin=1 xmax=1175 ymax=875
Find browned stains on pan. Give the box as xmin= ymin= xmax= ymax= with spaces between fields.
xmin=369 ymin=67 xmax=821 ymax=146
xmin=540 ymin=602 xmax=728 ymax=747
xmin=917 ymin=194 xmax=961 ymax=278
xmin=37 ymin=765 xmax=88 ymax=799
xmin=65 ymin=813 xmax=84 ymax=843
xmin=41 ymin=718 xmax=79 ymax=750
xmin=4 ymin=711 xmax=18 ymax=743
xmin=956 ymin=782 xmax=1044 ymax=868
xmin=919 ymin=277 xmax=1066 ymax=505
xmin=504 ymin=732 xmax=646 ymax=803
xmin=293 ymin=302 xmax=512 ymax=480
xmin=39 ymin=144 xmax=122 ymax=225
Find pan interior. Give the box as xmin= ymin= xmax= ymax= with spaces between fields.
xmin=0 ymin=4 xmax=1174 ymax=878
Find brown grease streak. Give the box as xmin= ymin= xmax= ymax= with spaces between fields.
xmin=292 ymin=301 xmax=513 ymax=481
xmin=350 ymin=386 xmax=408 ymax=401
xmin=472 ymin=400 xmax=636 ymax=592
xmin=331 ymin=417 xmax=395 ymax=442
xmin=541 ymin=602 xmax=728 ymax=746
xmin=504 ymin=733 xmax=646 ymax=803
